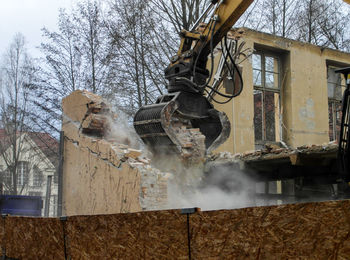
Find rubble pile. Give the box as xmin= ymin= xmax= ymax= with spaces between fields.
xmin=174 ymin=125 xmax=206 ymax=166
xmin=209 ymin=142 xmax=338 ymax=163
xmin=111 ymin=144 xmax=170 ymax=210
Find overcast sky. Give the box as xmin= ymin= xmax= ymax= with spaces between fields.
xmin=0 ymin=0 xmax=74 ymax=58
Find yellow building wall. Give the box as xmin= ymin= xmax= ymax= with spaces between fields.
xmin=215 ymin=29 xmax=350 ymax=154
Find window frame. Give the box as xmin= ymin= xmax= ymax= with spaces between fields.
xmin=32 ymin=165 xmax=44 ymax=187
xmin=327 ymin=65 xmax=346 ymax=142
xmin=252 ymin=51 xmax=282 ymax=147
xmin=253 ymin=51 xmax=281 ymax=92
xmin=17 ymin=161 xmax=29 ymax=186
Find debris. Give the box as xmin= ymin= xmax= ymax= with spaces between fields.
xmin=124 ymin=148 xmax=142 ymax=159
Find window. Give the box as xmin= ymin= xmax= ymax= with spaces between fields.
xmin=17 ymin=161 xmax=29 ymax=186
xmin=32 ymin=166 xmax=43 ymax=187
xmin=327 ymin=66 xmax=345 ymax=142
xmin=3 ymin=167 xmax=12 ymax=187
xmin=252 ymin=52 xmax=281 ymax=148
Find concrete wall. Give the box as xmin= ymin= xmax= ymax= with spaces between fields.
xmin=62 ymin=90 xmax=168 ymax=216
xmin=215 ymin=29 xmax=350 ymax=154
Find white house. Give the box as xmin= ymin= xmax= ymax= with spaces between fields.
xmin=0 ymin=129 xmax=59 ymax=217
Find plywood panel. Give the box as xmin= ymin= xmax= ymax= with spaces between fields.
xmin=191 ymin=200 xmax=350 ymax=259
xmin=0 ymin=217 xmax=5 ymax=254
xmin=2 ymin=200 xmax=350 ymax=259
xmin=66 ymin=210 xmax=188 ymax=259
xmin=5 ymin=216 xmax=64 ymax=260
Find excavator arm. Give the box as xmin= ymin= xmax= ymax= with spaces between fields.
xmin=134 ymin=0 xmax=253 ymax=158
xmin=135 ymin=0 xmax=350 ymax=164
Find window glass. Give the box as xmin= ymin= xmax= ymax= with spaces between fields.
xmin=328 ymin=101 xmax=342 ymax=142
xmin=4 ymin=168 xmax=12 ymax=186
xmin=253 ymin=69 xmax=262 ymax=86
xmin=252 ymin=54 xmax=261 ymax=70
xmin=264 ymin=91 xmax=276 ymax=141
xmin=265 ymin=72 xmax=275 ymax=88
xmin=265 ymin=56 xmax=275 ymax=72
xmin=327 ymin=67 xmax=345 ymax=100
xmin=254 ymin=90 xmax=263 ymax=141
xmin=17 ymin=161 xmax=29 ymax=186
xmin=33 ymin=166 xmax=43 ymax=187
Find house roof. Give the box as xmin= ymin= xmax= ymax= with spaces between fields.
xmin=27 ymin=132 xmax=59 ymax=167
xmin=0 ymin=129 xmax=59 ymax=167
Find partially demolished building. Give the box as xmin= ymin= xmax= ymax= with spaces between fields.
xmin=2 ymin=30 xmax=350 ymax=259
xmin=60 ymin=30 xmax=350 ymax=215
xmin=216 ymin=28 xmax=350 ymax=153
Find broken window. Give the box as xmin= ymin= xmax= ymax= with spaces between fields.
xmin=252 ymin=52 xmax=281 ymax=148
xmin=327 ymin=66 xmax=345 ymax=142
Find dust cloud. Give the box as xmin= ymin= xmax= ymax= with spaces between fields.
xmin=165 ymin=163 xmax=257 ymax=211
xmin=103 ymin=104 xmax=259 ymax=211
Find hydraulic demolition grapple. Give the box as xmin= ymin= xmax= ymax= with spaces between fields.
xmin=134 ymin=0 xmax=253 ymax=157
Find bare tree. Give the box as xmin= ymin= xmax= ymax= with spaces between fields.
xmin=0 ymin=33 xmax=37 ymax=194
xmin=106 ymin=0 xmax=168 ymax=114
xmin=73 ymin=0 xmax=114 ymax=94
xmin=236 ymin=0 xmax=301 ymax=38
xmin=150 ymin=0 xmax=211 ymax=33
xmin=315 ymin=0 xmax=350 ymax=50
xmin=36 ymin=1 xmax=115 ymax=135
xmin=40 ymin=9 xmax=82 ymax=94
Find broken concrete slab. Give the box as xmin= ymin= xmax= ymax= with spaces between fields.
xmin=62 ymin=90 xmax=108 ymax=123
xmin=206 ymin=142 xmax=340 ymax=184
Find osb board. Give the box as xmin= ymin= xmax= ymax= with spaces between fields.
xmin=0 ymin=217 xmax=4 ymax=254
xmin=191 ymin=200 xmax=350 ymax=259
xmin=5 ymin=216 xmax=65 ymax=260
xmin=66 ymin=210 xmax=188 ymax=259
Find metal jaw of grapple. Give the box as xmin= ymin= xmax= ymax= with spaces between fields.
xmin=133 ymin=91 xmax=230 ymax=157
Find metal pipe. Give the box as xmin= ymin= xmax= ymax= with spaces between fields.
xmin=190 ymin=3 xmax=215 ymax=32
xmin=57 ymin=131 xmax=64 ymax=217
xmin=44 ymin=175 xmax=52 ymax=217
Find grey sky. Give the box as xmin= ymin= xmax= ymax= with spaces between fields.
xmin=0 ymin=0 xmax=74 ymax=58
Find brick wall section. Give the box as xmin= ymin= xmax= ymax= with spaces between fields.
xmin=138 ymin=165 xmax=169 ymax=210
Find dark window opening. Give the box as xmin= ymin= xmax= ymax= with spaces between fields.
xmin=327 ymin=66 xmax=345 ymax=142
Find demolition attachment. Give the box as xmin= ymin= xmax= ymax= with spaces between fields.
xmin=134 ymin=92 xmax=230 ymax=156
